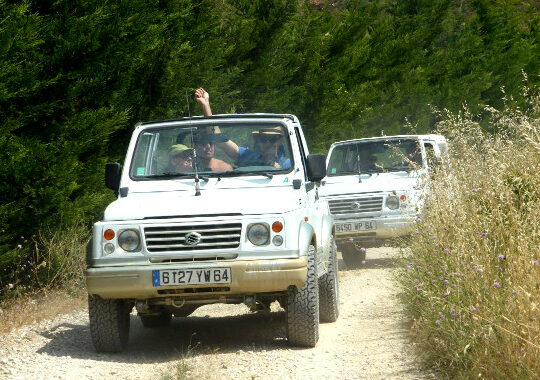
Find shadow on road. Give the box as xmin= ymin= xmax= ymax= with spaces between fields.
xmin=338 ymin=257 xmax=401 ymax=271
xmin=37 ymin=309 xmax=291 ymax=364
xmin=35 ymin=247 xmax=404 ymax=364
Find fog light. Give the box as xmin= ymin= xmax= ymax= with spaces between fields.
xmin=272 ymin=235 xmax=284 ymax=246
xmin=104 ymin=243 xmax=115 ymax=254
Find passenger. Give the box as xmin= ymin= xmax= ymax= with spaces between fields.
xmin=406 ymin=143 xmax=423 ymax=166
xmin=193 ymin=132 xmax=233 ymax=172
xmin=194 ymin=87 xmax=291 ymax=169
xmin=165 ymin=144 xmax=194 ymax=174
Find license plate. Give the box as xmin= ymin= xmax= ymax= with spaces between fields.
xmin=335 ymin=221 xmax=377 ymax=232
xmin=152 ymin=267 xmax=232 ymax=287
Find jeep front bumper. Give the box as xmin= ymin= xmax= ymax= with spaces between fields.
xmin=334 ymin=214 xmax=415 ymax=246
xmin=86 ymin=257 xmax=308 ymax=299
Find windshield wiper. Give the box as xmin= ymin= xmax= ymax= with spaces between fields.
xmin=221 ymin=169 xmax=274 ymax=179
xmin=359 ymin=168 xmax=381 ymax=175
xmin=385 ymin=166 xmax=412 ymax=172
xmin=144 ymin=173 xmax=209 ymax=182
xmin=330 ymin=170 xmax=359 ymax=176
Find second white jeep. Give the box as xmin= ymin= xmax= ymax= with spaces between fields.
xmin=319 ymin=134 xmax=447 ymax=268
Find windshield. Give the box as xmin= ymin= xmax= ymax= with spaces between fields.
xmin=327 ymin=139 xmax=423 ymax=176
xmin=129 ymin=122 xmax=293 ymax=179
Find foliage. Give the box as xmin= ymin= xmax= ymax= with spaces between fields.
xmin=1 ymin=0 xmax=540 ymax=298
xmin=397 ymin=88 xmax=540 ymax=378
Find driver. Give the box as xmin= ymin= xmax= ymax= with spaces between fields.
xmin=238 ymin=126 xmax=290 ymax=168
xmin=356 ymin=148 xmax=377 ymax=172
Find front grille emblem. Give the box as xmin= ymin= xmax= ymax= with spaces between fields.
xmin=351 ymin=202 xmax=361 ymax=211
xmin=184 ymin=231 xmax=202 ymax=246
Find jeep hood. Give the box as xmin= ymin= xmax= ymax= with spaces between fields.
xmin=103 ymin=186 xmax=301 ymax=221
xmin=320 ymin=172 xmax=424 ymax=197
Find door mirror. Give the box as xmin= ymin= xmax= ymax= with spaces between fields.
xmin=105 ymin=163 xmax=121 ymax=191
xmin=306 ymin=154 xmax=327 ymax=182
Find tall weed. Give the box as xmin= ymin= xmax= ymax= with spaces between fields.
xmin=398 ymin=94 xmax=540 ymax=378
xmin=1 ymin=223 xmax=89 ymax=300
xmin=33 ymin=223 xmax=89 ymax=293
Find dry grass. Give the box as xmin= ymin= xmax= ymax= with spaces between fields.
xmin=0 ymin=223 xmax=89 ymax=335
xmin=0 ymin=289 xmax=86 ymax=335
xmin=398 ymin=93 xmax=540 ymax=379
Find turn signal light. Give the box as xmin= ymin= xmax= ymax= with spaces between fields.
xmin=104 ymin=229 xmax=115 ymax=241
xmin=272 ymin=221 xmax=283 ymax=233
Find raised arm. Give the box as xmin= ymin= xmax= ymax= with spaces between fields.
xmin=194 ymin=87 xmax=212 ymax=117
xmin=194 ymin=87 xmax=239 ymax=159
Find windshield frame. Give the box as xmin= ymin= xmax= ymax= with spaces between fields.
xmin=326 ymin=137 xmax=424 ymax=177
xmin=128 ymin=119 xmax=295 ymax=181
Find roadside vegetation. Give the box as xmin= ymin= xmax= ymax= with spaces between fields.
xmin=2 ymin=3 xmax=540 ymax=373
xmin=0 ymin=224 xmax=88 ymax=333
xmin=398 ymin=85 xmax=540 ymax=379
xmin=3 ymin=0 xmax=540 ymax=304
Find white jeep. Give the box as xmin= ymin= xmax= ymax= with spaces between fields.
xmin=319 ymin=134 xmax=447 ymax=268
xmin=85 ymin=114 xmax=338 ymax=352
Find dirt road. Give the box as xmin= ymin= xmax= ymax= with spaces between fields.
xmin=0 ymin=248 xmax=433 ymax=379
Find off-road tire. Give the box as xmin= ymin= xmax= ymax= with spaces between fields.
xmin=340 ymin=242 xmax=366 ymax=269
xmin=139 ymin=312 xmax=172 ymax=328
xmin=88 ymin=295 xmax=132 ymax=353
xmin=319 ymin=236 xmax=339 ymax=322
xmin=286 ymin=244 xmax=319 ymax=347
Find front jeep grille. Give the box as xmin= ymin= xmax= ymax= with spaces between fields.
xmin=328 ymin=196 xmax=383 ymax=216
xmin=144 ymin=223 xmax=242 ymax=252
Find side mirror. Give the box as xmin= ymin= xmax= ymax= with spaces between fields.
xmin=105 ymin=163 xmax=121 ymax=191
xmin=306 ymin=154 xmax=327 ymax=182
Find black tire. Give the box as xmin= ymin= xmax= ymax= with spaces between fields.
xmin=286 ymin=244 xmax=319 ymax=347
xmin=319 ymin=236 xmax=339 ymax=322
xmin=340 ymin=243 xmax=366 ymax=269
xmin=88 ymin=295 xmax=132 ymax=353
xmin=139 ymin=312 xmax=172 ymax=328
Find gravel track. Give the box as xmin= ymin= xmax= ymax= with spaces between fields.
xmin=0 ymin=248 xmax=434 ymax=379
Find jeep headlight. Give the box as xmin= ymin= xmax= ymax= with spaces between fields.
xmin=247 ymin=223 xmax=270 ymax=246
xmin=118 ymin=229 xmax=140 ymax=251
xmin=386 ymin=195 xmax=400 ymax=210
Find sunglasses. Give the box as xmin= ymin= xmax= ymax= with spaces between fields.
xmin=257 ymin=135 xmax=281 ymax=143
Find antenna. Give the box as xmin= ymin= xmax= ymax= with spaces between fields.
xmin=185 ymin=90 xmax=192 ymax=118
xmin=356 ymin=144 xmax=362 ymax=183
xmin=191 ymin=128 xmax=201 ymax=196
xmin=186 ymin=89 xmax=201 ymax=196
